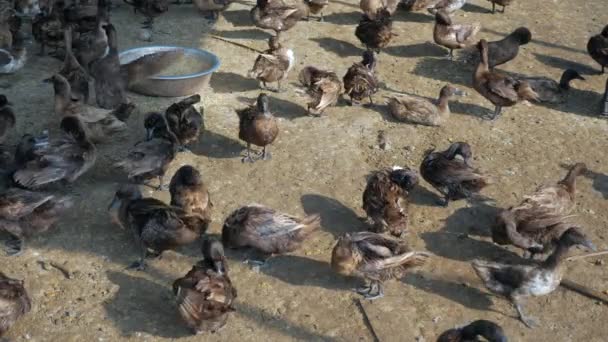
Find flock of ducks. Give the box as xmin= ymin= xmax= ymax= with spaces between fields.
xmin=0 ymin=0 xmax=606 ymax=340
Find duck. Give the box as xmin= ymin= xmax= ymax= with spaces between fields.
xmin=0 ymin=6 xmax=15 ymax=49
xmin=0 ymin=98 xmax=15 ymax=144
xmin=0 ymin=38 xmax=27 ymax=74
xmin=331 ymin=231 xmax=430 ymax=300
xmin=472 ymin=228 xmax=596 ymax=328
xmin=355 ymin=8 xmax=396 ymax=53
xmin=298 ymin=66 xmax=342 ymax=116
xmin=486 ymin=0 xmax=512 ymax=14
xmin=108 ymin=184 xmax=209 ymax=270
xmin=483 ymin=27 xmax=531 ymax=69
xmin=387 ymin=84 xmax=465 ymax=126
xmin=0 ymin=272 xmax=31 ymax=336
xmin=250 ymin=0 xmax=304 ymax=38
xmin=473 ymin=39 xmax=539 ymax=120
xmin=437 ymin=320 xmax=508 ymax=342
xmin=193 ymin=0 xmax=234 ymax=20
xmin=63 ymin=0 xmax=101 ymax=33
xmin=433 ymin=11 xmax=480 ymax=59
xmin=236 ymin=93 xmax=279 ymax=163
xmin=362 ymin=166 xmax=419 ymax=237
xmin=173 ymin=238 xmax=237 ymax=334
xmin=90 ymin=23 xmax=128 ymax=110
xmin=123 ymin=0 xmax=170 ymax=29
xmin=222 ymin=204 xmax=321 ymax=265
xmin=114 ymin=112 xmax=177 ymax=190
xmin=45 ymin=74 xmax=133 ymax=143
xmin=515 ymin=69 xmax=585 ymax=104
xmin=169 ymin=165 xmax=212 ymax=225
xmin=420 ymin=142 xmax=489 ymax=206
xmin=587 ymin=25 xmax=608 ymax=74
xmin=343 ymin=50 xmax=379 ymax=106
xmin=59 ymin=27 xmax=90 ymax=104
xmin=248 ymin=36 xmax=294 ymax=92
xmin=12 ymin=116 xmax=96 ymax=189
xmin=165 ymin=94 xmax=203 ymax=151
xmin=602 ymin=77 xmax=608 ymax=116
xmin=492 ymin=163 xmax=589 ymax=257
xmin=32 ymin=0 xmax=65 ymax=56
xmin=302 ymin=0 xmax=328 ymax=21
xmin=0 ymin=187 xmax=72 ymax=255
xmin=72 ymin=0 xmax=109 ymax=73
xmin=427 ymin=0 xmax=466 ymax=14
xmin=360 ymin=0 xmax=399 ymax=19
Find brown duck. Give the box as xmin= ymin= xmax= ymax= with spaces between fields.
xmin=13 ymin=116 xmax=96 ymax=189
xmin=486 ymin=0 xmax=512 ymax=14
xmin=114 ymin=112 xmax=178 ymax=190
xmin=169 ymin=165 xmax=212 ymax=225
xmin=355 ymin=8 xmax=396 ymax=53
xmin=60 ymin=27 xmax=90 ymax=104
xmin=437 ymin=320 xmax=508 ymax=342
xmin=248 ymin=36 xmax=295 ymax=92
xmin=90 ymin=23 xmax=128 ymax=110
xmin=331 ymin=231 xmax=430 ymax=300
xmin=222 ymin=204 xmax=321 ymax=265
xmin=72 ymin=0 xmax=109 ymax=73
xmin=0 ymin=95 xmax=15 ymax=144
xmin=124 ymin=0 xmax=170 ymax=29
xmin=587 ymin=25 xmax=608 ymax=74
xmin=298 ymin=66 xmax=342 ymax=115
xmin=433 ymin=11 xmax=480 ymax=59
xmin=32 ymin=0 xmax=65 ymax=56
xmin=473 ymin=228 xmax=595 ymax=328
xmin=0 ymin=272 xmax=31 ymax=337
xmin=387 ymin=84 xmax=465 ymax=126
xmin=165 ymin=94 xmax=203 ymax=151
xmin=236 ymin=93 xmax=278 ymax=163
xmin=250 ymin=0 xmax=304 ymax=38
xmin=0 ymin=188 xmax=72 ymax=255
xmin=492 ymin=163 xmax=589 ymax=257
xmin=420 ymin=142 xmax=489 ymax=206
xmin=173 ymin=238 xmax=237 ymax=334
xmin=343 ymin=50 xmax=379 ymax=106
xmin=108 ymin=184 xmax=208 ymax=270
xmin=362 ymin=166 xmax=419 ymax=237
xmin=473 ymin=39 xmax=539 ymax=120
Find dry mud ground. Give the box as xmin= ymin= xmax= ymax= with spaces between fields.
xmin=1 ymin=0 xmax=608 ymax=341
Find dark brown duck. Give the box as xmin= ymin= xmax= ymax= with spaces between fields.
xmin=343 ymin=51 xmax=379 ymax=106
xmin=165 ymin=94 xmax=203 ymax=151
xmin=437 ymin=320 xmax=508 ymax=342
xmin=90 ymin=23 xmax=128 ymax=109
xmin=236 ymin=93 xmax=279 ymax=163
xmin=587 ymin=25 xmax=608 ymax=74
xmin=169 ymin=165 xmax=212 ymax=226
xmin=355 ymin=8 xmax=396 ymax=53
xmin=0 ymin=272 xmax=31 ymax=337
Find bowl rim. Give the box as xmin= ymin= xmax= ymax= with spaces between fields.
xmin=119 ymin=45 xmax=221 ymax=81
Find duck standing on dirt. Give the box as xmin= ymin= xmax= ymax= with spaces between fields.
xmin=437 ymin=320 xmax=508 ymax=342
xmin=165 ymin=94 xmax=204 ymax=151
xmin=486 ymin=0 xmax=511 ymax=13
xmin=72 ymin=0 xmax=109 ymax=74
xmin=90 ymin=23 xmax=128 ymax=110
xmin=492 ymin=163 xmax=590 ymax=257
xmin=250 ymin=0 xmax=304 ymax=38
xmin=587 ymin=25 xmax=608 ymax=74
xmin=484 ymin=27 xmax=531 ymax=69
xmin=355 ymin=8 xmax=396 ymax=53
xmin=420 ymin=142 xmax=489 ymax=206
xmin=170 ymin=165 xmax=212 ymax=226
xmin=298 ymin=66 xmax=341 ymax=115
xmin=193 ymin=0 xmax=234 ymax=20
xmin=472 ymin=228 xmax=596 ymax=328
xmin=173 ymin=238 xmax=237 ymax=334
xmin=362 ymin=166 xmax=419 ymax=237
xmin=388 ymin=84 xmax=465 ymax=126
xmin=13 ymin=117 xmax=96 ymax=189
xmin=302 ymin=0 xmax=328 ymax=21
xmin=60 ymin=27 xmax=90 ymax=104
xmin=32 ymin=0 xmax=65 ymax=56
xmin=0 ymin=272 xmax=31 ymax=336
xmin=343 ymin=50 xmax=379 ymax=106
xmin=222 ymin=204 xmax=321 ymax=265
xmin=427 ymin=0 xmax=466 ymax=15
xmin=114 ymin=112 xmax=178 ymax=190
xmin=248 ymin=36 xmax=294 ymax=92
xmin=108 ymin=184 xmax=208 ymax=270
xmin=473 ymin=39 xmax=538 ymax=120
xmin=331 ymin=231 xmax=430 ymax=300
xmin=360 ymin=0 xmax=399 ymax=18
xmin=0 ymin=188 xmax=72 ymax=255
xmin=433 ymin=11 xmax=480 ymax=59
xmin=0 ymin=96 xmax=15 ymax=144
xmin=517 ymin=69 xmax=585 ymax=104
xmin=236 ymin=93 xmax=278 ymax=163
xmin=124 ymin=0 xmax=170 ymax=29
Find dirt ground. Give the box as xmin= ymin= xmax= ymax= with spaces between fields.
xmin=1 ymin=0 xmax=608 ymax=340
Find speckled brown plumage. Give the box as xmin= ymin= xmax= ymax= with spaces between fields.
xmin=0 ymin=272 xmax=31 ymax=336
xmin=355 ymin=9 xmax=396 ymax=52
xmin=165 ymin=95 xmax=203 ymax=149
xmin=343 ymin=51 xmax=379 ymax=105
xmin=170 ymin=165 xmax=212 ymax=226
xmin=248 ymin=36 xmax=294 ymax=92
xmin=298 ymin=66 xmax=341 ymax=115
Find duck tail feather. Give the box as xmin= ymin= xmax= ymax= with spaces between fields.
xmin=516 ymin=81 xmax=539 ymax=102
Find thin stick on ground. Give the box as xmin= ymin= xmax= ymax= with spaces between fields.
xmin=209 ymin=34 xmax=264 ymax=54
xmin=560 ymin=278 xmax=608 ymax=304
xmin=566 ymin=250 xmax=608 ymax=262
xmin=355 ymin=299 xmax=381 ymax=342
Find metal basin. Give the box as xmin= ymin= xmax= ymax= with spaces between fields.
xmin=119 ymin=46 xmax=220 ymax=97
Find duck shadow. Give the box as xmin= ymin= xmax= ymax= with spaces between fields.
xmin=210 ymin=72 xmax=259 ymax=93
xmin=321 ymin=11 xmax=361 ymax=25
xmin=385 ymin=42 xmax=447 ymax=58
xmin=402 ymin=272 xmax=494 ymax=311
xmin=236 ymin=95 xmax=308 ymax=119
xmin=301 ymin=194 xmax=363 ymax=238
xmin=190 ymin=130 xmax=244 ymax=159
xmin=462 ymin=2 xmax=491 ymax=13
xmin=212 ymin=28 xmax=272 ymax=40
xmin=310 ymin=38 xmax=364 ymax=58
xmin=533 ymin=53 xmax=598 ymax=75
xmin=104 ymin=271 xmax=190 ymax=338
xmin=260 ymin=255 xmax=357 ymax=290
xmin=409 ymin=186 xmax=443 ymax=207
xmin=394 ymin=10 xmax=433 ymax=23
xmin=450 ymin=101 xmax=493 ymax=119
xmin=412 ymin=57 xmax=473 ymax=87
xmin=573 ymin=166 xmax=608 ymax=199
xmin=222 ymin=9 xmax=253 ymax=27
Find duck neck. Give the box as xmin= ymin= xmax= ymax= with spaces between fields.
xmin=476 ymin=45 xmax=490 ymax=76
xmin=53 ymin=79 xmax=72 ymax=114
xmin=558 ymin=73 xmax=575 ymax=90
xmin=437 ymin=93 xmax=450 ymax=117
xmin=541 ymin=243 xmax=569 ymax=270
xmin=558 ymin=167 xmax=581 ymax=197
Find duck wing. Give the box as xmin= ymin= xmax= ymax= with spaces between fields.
xmin=484 ymin=73 xmax=519 ymax=102
xmin=0 ymin=189 xmax=53 ymax=219
xmin=472 ymin=260 xmax=527 ymax=294
xmin=114 ymin=139 xmax=174 ymax=178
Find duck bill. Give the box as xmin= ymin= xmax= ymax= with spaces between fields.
xmin=583 ymin=240 xmax=597 ymax=252
xmin=145 ymin=127 xmax=155 ymax=141
xmin=453 ymin=88 xmax=467 ymax=96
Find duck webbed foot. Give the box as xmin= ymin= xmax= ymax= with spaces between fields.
xmin=512 ymin=296 xmax=539 ymax=328
xmin=435 ymin=194 xmax=449 ymax=207
xmin=242 ymin=145 xmax=257 ymax=163
xmin=4 ymin=236 xmax=24 ymax=256
xmin=177 ymin=145 xmax=191 ymax=153
xmin=360 ymin=281 xmax=384 ymax=300
xmin=261 ymin=146 xmax=272 ymax=160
